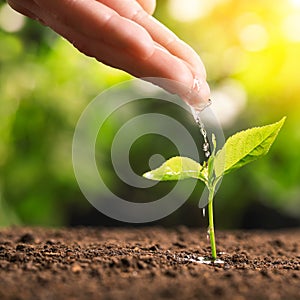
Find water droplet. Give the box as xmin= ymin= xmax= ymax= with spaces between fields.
xmin=186 ymin=256 xmax=225 ymax=265
xmin=207 ymin=227 xmax=210 ymax=241
xmin=190 ymin=106 xmax=211 ymax=159
xmin=202 ymin=208 xmax=206 ymax=217
xmin=203 ymin=142 xmax=209 ymax=152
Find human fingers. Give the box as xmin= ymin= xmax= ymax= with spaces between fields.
xmin=130 ymin=14 xmax=211 ymax=108
xmin=8 ymin=0 xmax=208 ymax=108
xmin=47 ymin=19 xmax=193 ymax=86
xmin=33 ymin=0 xmax=155 ymax=59
xmin=43 ymin=17 xmax=201 ymax=105
xmin=99 ymin=0 xmax=210 ymax=107
xmin=99 ymin=0 xmax=206 ymax=77
xmin=32 ymin=0 xmax=207 ymax=106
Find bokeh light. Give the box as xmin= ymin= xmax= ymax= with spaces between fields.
xmin=282 ymin=13 xmax=300 ymax=42
xmin=211 ymin=79 xmax=247 ymax=127
xmin=0 ymin=3 xmax=25 ymax=32
xmin=238 ymin=24 xmax=269 ymax=52
xmin=167 ymin=0 xmax=220 ymax=22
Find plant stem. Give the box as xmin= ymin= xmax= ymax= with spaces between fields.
xmin=208 ymin=188 xmax=217 ymax=260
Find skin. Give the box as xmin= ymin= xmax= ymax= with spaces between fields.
xmin=7 ymin=0 xmax=210 ymax=110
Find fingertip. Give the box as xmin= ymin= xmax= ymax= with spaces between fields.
xmin=181 ymin=78 xmax=211 ymax=111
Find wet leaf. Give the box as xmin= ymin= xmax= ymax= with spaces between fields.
xmin=214 ymin=117 xmax=286 ymax=177
xmin=143 ymin=156 xmax=207 ymax=182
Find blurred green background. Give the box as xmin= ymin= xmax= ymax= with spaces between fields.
xmin=0 ymin=0 xmax=299 ymax=228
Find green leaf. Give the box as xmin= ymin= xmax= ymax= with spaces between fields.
xmin=143 ymin=156 xmax=208 ymax=182
xmin=214 ymin=117 xmax=286 ymax=177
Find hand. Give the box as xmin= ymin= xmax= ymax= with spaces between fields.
xmin=7 ymin=0 xmax=210 ymax=110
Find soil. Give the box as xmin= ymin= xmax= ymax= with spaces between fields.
xmin=0 ymin=227 xmax=299 ymax=300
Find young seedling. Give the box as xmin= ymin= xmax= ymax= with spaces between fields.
xmin=143 ymin=117 xmax=286 ymax=260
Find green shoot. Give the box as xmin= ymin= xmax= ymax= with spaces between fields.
xmin=143 ymin=117 xmax=286 ymax=260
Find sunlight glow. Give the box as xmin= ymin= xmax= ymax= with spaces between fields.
xmin=239 ymin=24 xmax=269 ymax=52
xmin=167 ymin=0 xmax=222 ymax=22
xmin=289 ymin=0 xmax=300 ymax=8
xmin=0 ymin=4 xmax=25 ymax=32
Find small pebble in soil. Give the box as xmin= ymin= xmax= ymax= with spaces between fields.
xmin=71 ymin=264 xmax=82 ymax=273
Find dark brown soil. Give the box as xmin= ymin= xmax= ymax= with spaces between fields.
xmin=0 ymin=227 xmax=299 ymax=300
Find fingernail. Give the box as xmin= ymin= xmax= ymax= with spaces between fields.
xmin=183 ymin=77 xmax=211 ymax=111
